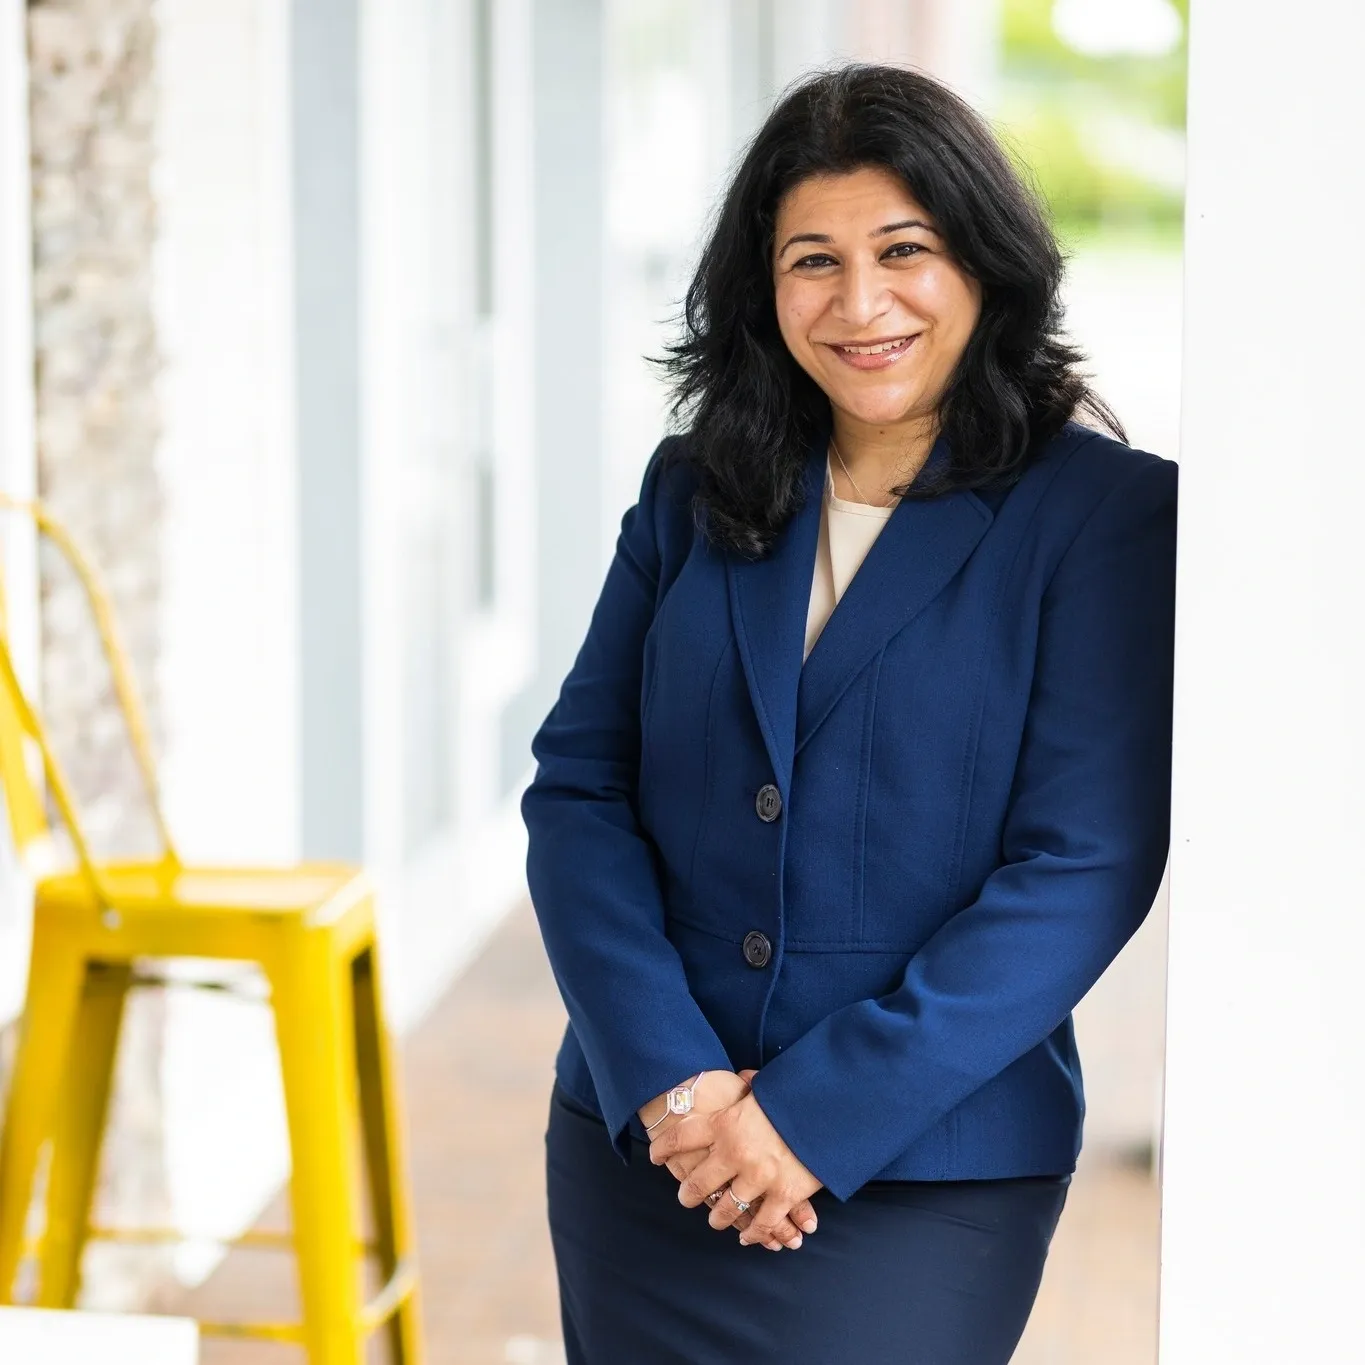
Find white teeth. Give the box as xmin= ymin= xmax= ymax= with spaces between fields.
xmin=840 ymin=337 xmax=911 ymax=355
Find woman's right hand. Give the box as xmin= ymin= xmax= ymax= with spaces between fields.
xmin=639 ymin=1070 xmax=818 ymax=1251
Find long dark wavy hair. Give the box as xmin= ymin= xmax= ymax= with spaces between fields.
xmin=658 ymin=63 xmax=1124 ymax=558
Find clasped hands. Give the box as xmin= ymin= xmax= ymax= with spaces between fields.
xmin=639 ymin=1069 xmax=822 ymax=1252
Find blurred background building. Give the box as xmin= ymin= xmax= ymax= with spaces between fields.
xmin=0 ymin=0 xmax=1188 ymax=1358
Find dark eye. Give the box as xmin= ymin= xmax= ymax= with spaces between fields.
xmin=883 ymin=242 xmax=925 ymax=261
xmin=791 ymin=253 xmax=838 ymax=270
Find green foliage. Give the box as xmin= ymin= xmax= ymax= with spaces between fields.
xmin=999 ymin=0 xmax=1188 ymax=248
xmin=996 ymin=98 xmax=1184 ymax=245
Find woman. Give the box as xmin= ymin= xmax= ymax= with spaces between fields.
xmin=523 ymin=63 xmax=1177 ymax=1364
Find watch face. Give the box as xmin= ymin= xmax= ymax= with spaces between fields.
xmin=667 ymin=1087 xmax=694 ymax=1115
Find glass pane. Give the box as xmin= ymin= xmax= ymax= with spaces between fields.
xmin=401 ymin=516 xmax=455 ymax=855
xmin=473 ymin=0 xmax=495 ymax=319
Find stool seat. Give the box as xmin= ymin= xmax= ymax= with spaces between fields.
xmin=38 ymin=861 xmax=363 ymax=917
xmin=28 ymin=861 xmax=382 ymax=967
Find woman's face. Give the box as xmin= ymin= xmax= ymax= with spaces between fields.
xmin=772 ymin=166 xmax=983 ymax=435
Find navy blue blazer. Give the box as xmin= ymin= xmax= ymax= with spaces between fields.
xmin=523 ymin=420 xmax=1178 ymax=1200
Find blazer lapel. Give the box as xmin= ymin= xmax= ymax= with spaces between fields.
xmin=795 ymin=436 xmax=994 ymax=754
xmin=726 ymin=440 xmax=826 ymax=792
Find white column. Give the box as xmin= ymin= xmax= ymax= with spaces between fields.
xmin=0 ymin=0 xmax=34 ymax=503
xmin=843 ymin=0 xmax=998 ymax=111
xmin=0 ymin=0 xmax=37 ymax=1028
xmin=155 ymin=0 xmax=300 ymax=864
xmin=1159 ymin=2 xmax=1365 ymax=1361
xmin=911 ymin=0 xmax=998 ymax=111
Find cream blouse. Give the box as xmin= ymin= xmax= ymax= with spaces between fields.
xmin=803 ymin=458 xmax=899 ymax=661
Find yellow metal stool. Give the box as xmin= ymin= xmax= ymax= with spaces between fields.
xmin=0 ymin=497 xmax=423 ymax=1363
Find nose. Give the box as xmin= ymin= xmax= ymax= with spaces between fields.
xmin=832 ymin=257 xmax=893 ymax=329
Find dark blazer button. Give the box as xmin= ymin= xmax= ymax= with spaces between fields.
xmin=742 ymin=931 xmax=772 ymax=969
xmin=755 ymin=784 xmax=783 ymax=822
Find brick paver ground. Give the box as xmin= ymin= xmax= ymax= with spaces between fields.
xmin=161 ymin=903 xmax=1159 ymax=1364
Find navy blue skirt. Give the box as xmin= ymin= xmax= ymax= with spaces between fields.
xmin=546 ymin=1085 xmax=1069 ymax=1365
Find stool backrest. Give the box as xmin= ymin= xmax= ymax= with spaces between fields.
xmin=0 ymin=495 xmax=179 ymax=903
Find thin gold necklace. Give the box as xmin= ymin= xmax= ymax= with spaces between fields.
xmin=830 ymin=438 xmax=884 ymax=507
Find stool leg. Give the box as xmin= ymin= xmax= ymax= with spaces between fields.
xmin=0 ymin=932 xmax=86 ymax=1303
xmin=352 ymin=944 xmax=423 ymax=1364
xmin=269 ymin=934 xmax=366 ymax=1365
xmin=36 ymin=960 xmax=131 ymax=1307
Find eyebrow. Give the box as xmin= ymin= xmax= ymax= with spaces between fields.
xmin=776 ymin=218 xmax=937 ymax=258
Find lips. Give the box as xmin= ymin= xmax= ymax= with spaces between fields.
xmin=826 ymin=334 xmax=919 ymax=371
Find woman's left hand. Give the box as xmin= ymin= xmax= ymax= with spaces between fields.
xmin=649 ymin=1089 xmax=823 ymax=1245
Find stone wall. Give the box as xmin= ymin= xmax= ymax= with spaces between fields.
xmin=23 ymin=0 xmax=170 ymax=1308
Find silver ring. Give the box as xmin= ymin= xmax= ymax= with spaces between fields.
xmin=726 ymin=1188 xmax=752 ymax=1215
xmin=704 ymin=1189 xmax=724 ymax=1207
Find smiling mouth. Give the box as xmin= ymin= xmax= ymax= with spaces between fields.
xmin=827 ymin=335 xmax=919 ymax=369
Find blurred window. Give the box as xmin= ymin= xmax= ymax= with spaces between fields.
xmin=473 ymin=0 xmax=496 ymax=321
xmin=602 ymin=0 xmax=736 ymax=530
xmin=402 ymin=520 xmax=456 ymax=855
xmin=472 ymin=0 xmax=497 ymax=612
xmin=399 ymin=0 xmax=468 ymax=856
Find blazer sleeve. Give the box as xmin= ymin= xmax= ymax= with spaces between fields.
xmin=522 ymin=442 xmax=734 ymax=1159
xmin=749 ymin=455 xmax=1179 ymax=1200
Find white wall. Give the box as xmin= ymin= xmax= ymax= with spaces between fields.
xmin=0 ymin=0 xmax=38 ymax=1030
xmin=1159 ymin=1 xmax=1365 ymax=1359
